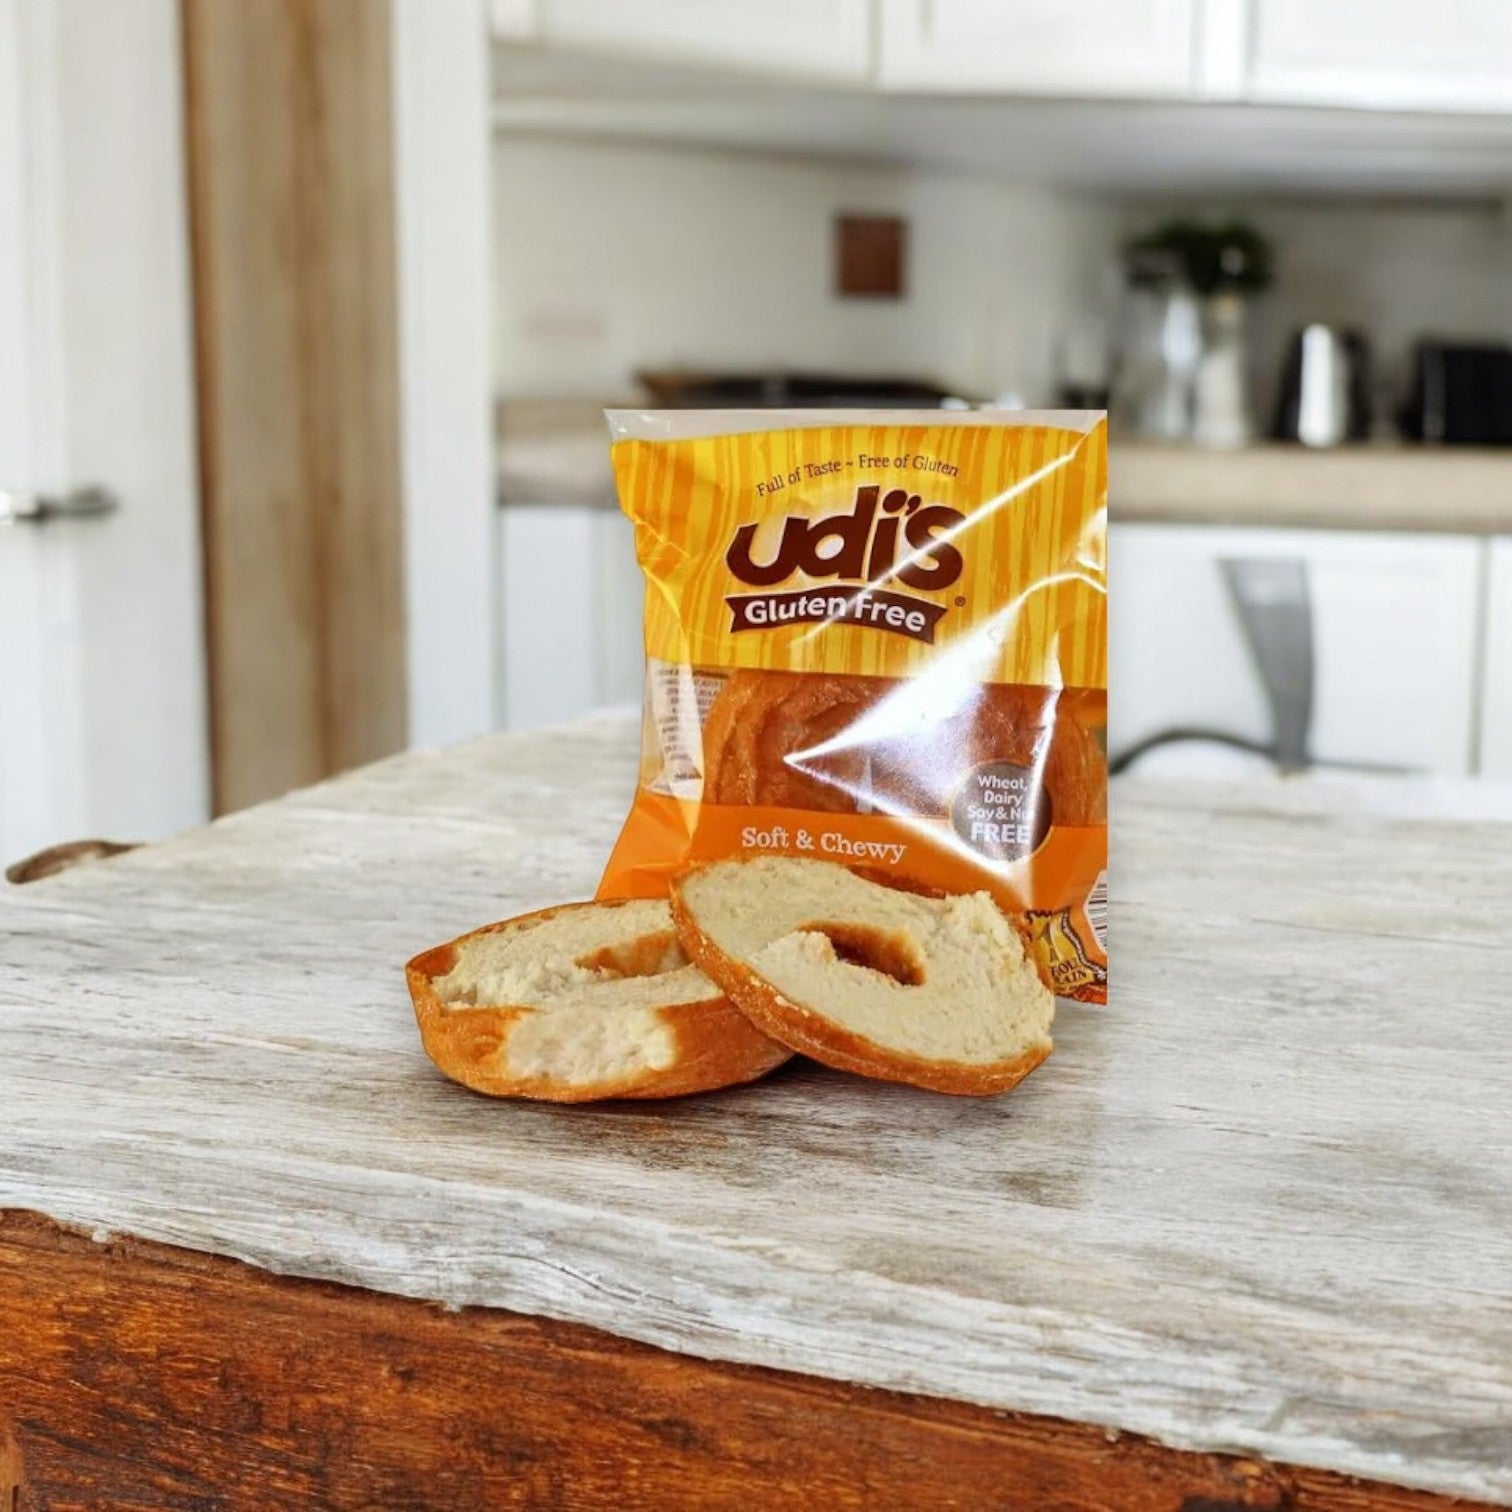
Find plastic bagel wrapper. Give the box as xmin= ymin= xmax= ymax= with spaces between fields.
xmin=598 ymin=408 xmax=1108 ymax=1005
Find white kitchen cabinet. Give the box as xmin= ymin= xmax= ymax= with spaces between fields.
xmin=1250 ymin=0 xmax=1512 ymax=112
xmin=1479 ymin=540 xmax=1512 ymax=780
xmin=500 ymin=0 xmax=873 ymax=83
xmin=489 ymin=0 xmax=537 ymax=41
xmin=498 ymin=506 xmax=643 ymax=731
xmin=1110 ymin=524 xmax=1484 ymax=778
xmin=592 ymin=506 xmax=647 ymax=714
xmin=877 ymin=0 xmax=1197 ymax=98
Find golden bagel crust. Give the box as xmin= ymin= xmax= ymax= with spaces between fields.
xmin=700 ymin=671 xmax=1105 ymax=828
xmin=669 ymin=858 xmax=1053 ymax=1099
xmin=406 ymin=901 xmax=791 ymax=1102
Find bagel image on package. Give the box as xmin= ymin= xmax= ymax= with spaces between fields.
xmin=598 ymin=409 xmax=1108 ymax=1007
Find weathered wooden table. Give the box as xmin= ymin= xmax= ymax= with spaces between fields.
xmin=2 ymin=715 xmax=1509 ymax=1510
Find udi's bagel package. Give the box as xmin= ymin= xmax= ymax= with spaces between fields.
xmin=599 ymin=409 xmax=1108 ymax=1006
xmin=406 ymin=408 xmax=1106 ymax=1105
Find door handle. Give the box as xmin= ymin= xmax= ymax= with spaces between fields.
xmin=0 ymin=485 xmax=120 ymax=525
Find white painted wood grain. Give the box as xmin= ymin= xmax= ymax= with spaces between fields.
xmin=2 ymin=714 xmax=1510 ymax=1505
xmin=392 ymin=0 xmax=496 ymax=751
xmin=1481 ymin=539 xmax=1512 ymax=782
xmin=0 ymin=0 xmax=209 ymax=864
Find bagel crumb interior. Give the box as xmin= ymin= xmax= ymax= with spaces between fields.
xmin=679 ymin=857 xmax=1053 ymax=1068
xmin=433 ymin=902 xmax=721 ymax=1082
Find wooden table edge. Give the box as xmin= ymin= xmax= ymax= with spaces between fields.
xmin=0 ymin=1209 xmax=1493 ymax=1511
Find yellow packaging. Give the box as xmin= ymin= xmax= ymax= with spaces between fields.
xmin=598 ymin=410 xmax=1108 ymax=1003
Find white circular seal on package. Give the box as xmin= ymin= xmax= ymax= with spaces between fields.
xmin=950 ymin=761 xmax=1052 ymax=864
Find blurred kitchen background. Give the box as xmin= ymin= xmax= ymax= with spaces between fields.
xmin=6 ymin=0 xmax=1512 ymax=872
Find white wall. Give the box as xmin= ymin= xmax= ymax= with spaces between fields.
xmin=1125 ymin=196 xmax=1512 ymax=429
xmin=494 ymin=137 xmax=1512 ymax=428
xmin=392 ymin=0 xmax=496 ymax=750
xmin=493 ymin=134 xmax=1117 ymax=404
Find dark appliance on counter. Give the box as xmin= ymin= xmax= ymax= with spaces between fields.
xmin=1400 ymin=341 xmax=1512 ymax=445
xmin=636 ymin=369 xmax=970 ymax=409
xmin=1272 ymin=325 xmax=1371 ymax=446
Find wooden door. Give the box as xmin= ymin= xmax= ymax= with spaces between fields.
xmin=183 ymin=0 xmax=408 ymax=814
xmin=0 ymin=0 xmax=494 ymax=860
xmin=0 ymin=0 xmax=210 ymax=867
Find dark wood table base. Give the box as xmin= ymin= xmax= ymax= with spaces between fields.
xmin=0 ymin=1212 xmax=1487 ymax=1512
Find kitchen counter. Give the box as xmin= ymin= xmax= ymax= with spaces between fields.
xmin=3 ymin=716 xmax=1510 ymax=1507
xmin=1115 ymin=439 xmax=1512 ymax=533
xmin=496 ymin=397 xmax=623 ymax=507
xmin=497 ymin=403 xmax=1512 ymax=533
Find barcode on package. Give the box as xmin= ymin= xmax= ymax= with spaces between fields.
xmin=1086 ymin=872 xmax=1107 ymax=950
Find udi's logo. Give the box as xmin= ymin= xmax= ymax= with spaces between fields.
xmin=723 ymin=485 xmax=965 ymax=643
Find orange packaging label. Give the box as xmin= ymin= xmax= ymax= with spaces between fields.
xmin=596 ymin=411 xmax=1108 ymax=1003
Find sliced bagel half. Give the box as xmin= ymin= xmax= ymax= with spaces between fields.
xmin=670 ymin=857 xmax=1053 ymax=1097
xmin=407 ymin=899 xmax=791 ymax=1101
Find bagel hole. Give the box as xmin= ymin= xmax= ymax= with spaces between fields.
xmin=803 ymin=922 xmax=925 ymax=987
xmin=575 ymin=930 xmax=686 ymax=979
